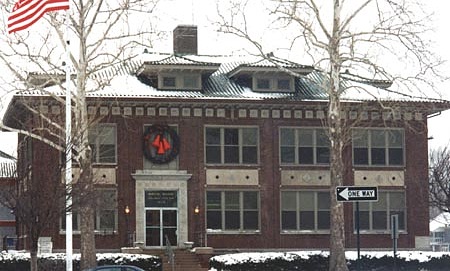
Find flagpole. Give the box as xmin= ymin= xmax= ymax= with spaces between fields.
xmin=64 ymin=6 xmax=73 ymax=271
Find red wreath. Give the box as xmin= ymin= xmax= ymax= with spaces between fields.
xmin=143 ymin=124 xmax=180 ymax=164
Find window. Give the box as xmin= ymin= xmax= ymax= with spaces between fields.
xmin=61 ymin=189 xmax=118 ymax=232
xmin=281 ymin=191 xmax=330 ymax=232
xmin=159 ymin=73 xmax=201 ymax=90
xmin=353 ymin=129 xmax=404 ymax=166
xmin=205 ymin=127 xmax=258 ymax=164
xmin=354 ymin=191 xmax=405 ymax=232
xmin=206 ymin=191 xmax=259 ymax=232
xmin=89 ymin=125 xmax=117 ymax=164
xmin=253 ymin=76 xmax=294 ymax=92
xmin=280 ymin=128 xmax=330 ymax=165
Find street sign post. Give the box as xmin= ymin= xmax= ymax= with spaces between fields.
xmin=336 ymin=186 xmax=378 ymax=202
xmin=336 ymin=186 xmax=378 ymax=271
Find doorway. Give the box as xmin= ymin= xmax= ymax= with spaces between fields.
xmin=144 ymin=190 xmax=178 ymax=247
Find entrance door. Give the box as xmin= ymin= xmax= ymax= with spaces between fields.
xmin=144 ymin=190 xmax=178 ymax=247
xmin=145 ymin=209 xmax=178 ymax=246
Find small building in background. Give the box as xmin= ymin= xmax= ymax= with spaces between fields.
xmin=0 ymin=132 xmax=17 ymax=250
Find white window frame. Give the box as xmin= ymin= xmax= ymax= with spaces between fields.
xmin=253 ymin=75 xmax=294 ymax=92
xmin=206 ymin=190 xmax=260 ymax=233
xmin=279 ymin=127 xmax=330 ymax=165
xmin=89 ymin=124 xmax=117 ymax=164
xmin=281 ymin=190 xmax=330 ymax=233
xmin=205 ymin=126 xmax=259 ymax=165
xmin=60 ymin=189 xmax=118 ymax=234
xmin=353 ymin=191 xmax=406 ymax=234
xmin=352 ymin=128 xmax=405 ymax=167
xmin=158 ymin=72 xmax=202 ymax=90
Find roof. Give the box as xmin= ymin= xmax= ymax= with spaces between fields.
xmin=430 ymin=212 xmax=450 ymax=232
xmin=6 ymin=53 xmax=450 ymax=110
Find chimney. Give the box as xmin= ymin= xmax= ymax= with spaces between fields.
xmin=173 ymin=25 xmax=198 ymax=55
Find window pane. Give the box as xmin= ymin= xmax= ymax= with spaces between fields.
xmin=281 ymin=147 xmax=295 ymax=163
xmin=224 ymin=146 xmax=239 ymax=163
xmin=206 ymin=128 xmax=221 ymax=144
xmin=163 ymin=76 xmax=176 ymax=87
xmin=277 ymin=79 xmax=291 ymax=90
xmin=388 ymin=130 xmax=403 ymax=148
xmin=354 ymin=148 xmax=369 ymax=165
xmin=243 ymin=192 xmax=258 ymax=209
xmin=317 ymin=192 xmax=330 ymax=209
xmin=207 ymin=211 xmax=221 ymax=229
xmin=358 ymin=211 xmax=370 ymax=230
xmin=371 ymin=130 xmax=386 ymax=147
xmin=373 ymin=211 xmax=387 ymax=230
xmin=242 ymin=146 xmax=257 ymax=164
xmin=299 ymin=192 xmax=314 ymax=210
xmin=316 ymin=147 xmax=330 ymax=164
xmin=183 ymin=75 xmax=199 ymax=88
xmin=242 ymin=128 xmax=257 ymax=145
xmin=224 ymin=129 xmax=238 ymax=145
xmin=353 ymin=130 xmax=368 ymax=147
xmin=282 ymin=211 xmax=297 ymax=230
xmin=206 ymin=146 xmax=221 ymax=163
xmin=318 ymin=211 xmax=330 ymax=230
xmin=225 ymin=211 xmax=240 ymax=229
xmin=281 ymin=192 xmax=297 ymax=210
xmin=390 ymin=193 xmax=405 ymax=210
xmin=280 ymin=128 xmax=295 ymax=146
xmin=257 ymin=78 xmax=270 ymax=89
xmin=299 ymin=147 xmax=314 ymax=164
xmin=99 ymin=145 xmax=115 ymax=163
xmin=299 ymin=211 xmax=314 ymax=230
xmin=225 ymin=192 xmax=240 ymax=209
xmin=243 ymin=211 xmax=258 ymax=230
xmin=298 ymin=129 xmax=313 ymax=146
xmin=316 ymin=130 xmax=329 ymax=147
xmin=207 ymin=192 xmax=221 ymax=209
xmin=99 ymin=210 xmax=115 ymax=230
xmin=389 ymin=148 xmax=403 ymax=165
xmin=371 ymin=148 xmax=386 ymax=165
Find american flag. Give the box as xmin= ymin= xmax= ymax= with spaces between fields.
xmin=8 ymin=0 xmax=69 ymax=34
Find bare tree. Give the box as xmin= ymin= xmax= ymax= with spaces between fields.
xmin=216 ymin=1 xmax=442 ymax=270
xmin=0 ymin=137 xmax=66 ymax=271
xmin=429 ymin=147 xmax=450 ymax=213
xmin=0 ymin=0 xmax=160 ymax=269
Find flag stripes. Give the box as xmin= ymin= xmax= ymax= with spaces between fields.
xmin=8 ymin=0 xmax=69 ymax=34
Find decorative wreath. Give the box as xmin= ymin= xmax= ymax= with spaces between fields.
xmin=143 ymin=124 xmax=180 ymax=164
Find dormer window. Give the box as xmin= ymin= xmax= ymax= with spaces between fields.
xmin=253 ymin=76 xmax=294 ymax=92
xmin=159 ymin=72 xmax=201 ymax=90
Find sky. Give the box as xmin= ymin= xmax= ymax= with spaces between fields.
xmin=0 ymin=0 xmax=449 ymax=153
xmin=150 ymin=0 xmax=450 ymax=150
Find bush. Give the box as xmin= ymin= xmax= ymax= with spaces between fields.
xmin=0 ymin=252 xmax=162 ymax=271
xmin=210 ymin=252 xmax=450 ymax=271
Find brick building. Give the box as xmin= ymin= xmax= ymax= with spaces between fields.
xmin=3 ymin=25 xmax=450 ymax=252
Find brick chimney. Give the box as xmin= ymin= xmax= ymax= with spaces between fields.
xmin=173 ymin=25 xmax=198 ymax=55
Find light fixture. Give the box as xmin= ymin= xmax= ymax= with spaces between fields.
xmin=124 ymin=205 xmax=130 ymax=215
xmin=194 ymin=205 xmax=200 ymax=214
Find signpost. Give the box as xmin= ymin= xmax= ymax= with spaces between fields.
xmin=336 ymin=186 xmax=378 ymax=271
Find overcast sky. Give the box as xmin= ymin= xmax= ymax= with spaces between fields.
xmin=0 ymin=0 xmax=449 ymax=153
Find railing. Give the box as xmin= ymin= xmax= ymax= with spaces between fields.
xmin=165 ymin=235 xmax=175 ymax=271
xmin=430 ymin=237 xmax=444 ymax=244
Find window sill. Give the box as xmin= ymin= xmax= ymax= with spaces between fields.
xmin=281 ymin=230 xmax=330 ymax=235
xmin=206 ymin=229 xmax=260 ymax=235
xmin=354 ymin=230 xmax=407 ymax=235
xmin=59 ymin=230 xmax=118 ymax=235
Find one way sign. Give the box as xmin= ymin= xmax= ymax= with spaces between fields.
xmin=336 ymin=186 xmax=378 ymax=202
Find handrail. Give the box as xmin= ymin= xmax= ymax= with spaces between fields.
xmin=165 ymin=235 xmax=175 ymax=271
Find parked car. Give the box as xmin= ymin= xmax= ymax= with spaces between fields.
xmin=84 ymin=265 xmax=145 ymax=271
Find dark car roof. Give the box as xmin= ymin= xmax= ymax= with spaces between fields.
xmin=84 ymin=265 xmax=145 ymax=271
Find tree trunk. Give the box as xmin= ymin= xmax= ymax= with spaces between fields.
xmin=30 ymin=234 xmax=39 ymax=271
xmin=78 ymin=156 xmax=97 ymax=270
